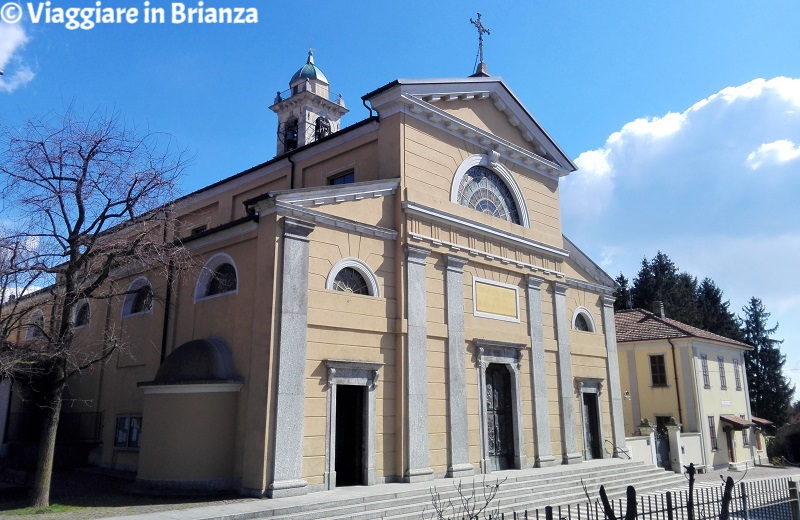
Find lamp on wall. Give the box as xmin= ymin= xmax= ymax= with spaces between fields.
xmin=624 ymin=390 xmax=632 ymax=401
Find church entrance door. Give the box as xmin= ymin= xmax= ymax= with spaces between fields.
xmin=485 ymin=363 xmax=514 ymax=471
xmin=335 ymin=385 xmax=365 ymax=486
xmin=582 ymin=392 xmax=602 ymax=459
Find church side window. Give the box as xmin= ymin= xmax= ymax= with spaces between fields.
xmin=333 ymin=267 xmax=369 ymax=295
xmin=206 ymin=263 xmax=237 ymax=296
xmin=572 ymin=308 xmax=596 ymax=332
xmin=326 ymin=258 xmax=380 ymax=297
xmin=74 ymin=301 xmax=90 ymax=328
xmin=122 ymin=277 xmax=154 ymax=317
xmin=195 ymin=253 xmax=239 ymax=301
xmin=329 ymin=171 xmax=354 ymax=185
xmin=26 ymin=310 xmax=45 ymax=340
xmin=457 ymin=165 xmax=520 ymax=225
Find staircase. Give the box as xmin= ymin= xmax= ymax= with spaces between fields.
xmin=242 ymin=459 xmax=687 ymax=520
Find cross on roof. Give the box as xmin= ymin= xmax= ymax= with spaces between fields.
xmin=470 ymin=13 xmax=490 ymax=65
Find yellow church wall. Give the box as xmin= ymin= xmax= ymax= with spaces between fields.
xmin=298 ymin=139 xmax=380 ymax=187
xmin=429 ymin=98 xmax=540 ymax=156
xmin=401 ymin=118 xmax=564 ymax=251
xmin=138 ymin=390 xmax=238 ymax=482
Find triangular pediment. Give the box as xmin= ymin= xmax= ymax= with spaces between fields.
xmin=364 ymin=78 xmax=577 ymax=178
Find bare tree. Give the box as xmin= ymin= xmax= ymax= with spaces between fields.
xmin=0 ymin=106 xmax=189 ymax=508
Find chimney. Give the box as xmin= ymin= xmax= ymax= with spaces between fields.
xmin=653 ymin=301 xmax=665 ymax=318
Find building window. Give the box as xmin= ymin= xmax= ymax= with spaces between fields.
xmin=708 ymin=416 xmax=718 ymax=450
xmin=733 ymin=358 xmax=742 ymax=390
xmin=325 ymin=258 xmax=380 ymax=297
xmin=74 ymin=301 xmax=90 ymax=328
xmin=650 ymin=355 xmax=668 ymax=387
xmin=206 ymin=263 xmax=237 ymax=296
xmin=195 ymin=253 xmax=239 ymax=301
xmin=701 ymin=355 xmax=711 ymax=388
xmin=191 ymin=225 xmax=207 ymax=236
xmin=329 ymin=171 xmax=354 ymax=185
xmin=333 ymin=268 xmax=369 ymax=294
xmin=114 ymin=416 xmax=142 ymax=450
xmin=572 ymin=307 xmax=596 ymax=332
xmin=718 ymin=357 xmax=727 ymax=389
xmin=741 ymin=416 xmax=749 ymax=446
xmin=457 ymin=165 xmax=521 ymax=225
xmin=122 ymin=277 xmax=153 ymax=317
xmin=25 ymin=310 xmax=45 ymax=340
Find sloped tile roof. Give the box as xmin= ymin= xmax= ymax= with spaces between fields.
xmin=720 ymin=415 xmax=756 ymax=429
xmin=615 ymin=309 xmax=751 ymax=349
xmin=752 ymin=416 xmax=774 ymax=427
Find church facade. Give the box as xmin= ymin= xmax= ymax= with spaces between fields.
xmin=4 ymin=54 xmax=628 ymax=497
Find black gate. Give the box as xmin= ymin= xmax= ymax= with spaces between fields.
xmin=486 ymin=364 xmax=514 ymax=471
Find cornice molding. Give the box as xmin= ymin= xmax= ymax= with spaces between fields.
xmin=140 ymin=382 xmax=244 ymax=394
xmin=275 ymin=202 xmax=397 ymax=241
xmin=409 ymin=231 xmax=564 ymax=278
xmin=402 ymin=201 xmax=569 ymax=260
xmin=394 ymin=94 xmax=568 ymax=181
xmin=563 ymin=276 xmax=616 ymax=296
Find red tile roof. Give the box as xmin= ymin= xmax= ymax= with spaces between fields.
xmin=615 ymin=309 xmax=751 ymax=348
xmin=720 ymin=415 xmax=756 ymax=429
xmin=751 ymin=416 xmax=774 ymax=427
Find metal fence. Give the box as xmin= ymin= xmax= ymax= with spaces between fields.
xmin=489 ymin=477 xmax=799 ymax=520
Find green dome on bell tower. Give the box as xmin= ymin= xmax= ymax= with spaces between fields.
xmin=290 ymin=50 xmax=329 ymax=86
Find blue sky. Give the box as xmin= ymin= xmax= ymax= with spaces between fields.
xmin=2 ymin=1 xmax=799 ymax=396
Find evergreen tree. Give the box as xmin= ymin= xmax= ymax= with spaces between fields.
xmin=695 ymin=278 xmax=743 ymax=341
xmin=741 ymin=297 xmax=795 ymax=425
xmin=631 ymin=252 xmax=699 ymax=325
xmin=613 ymin=273 xmax=632 ymax=312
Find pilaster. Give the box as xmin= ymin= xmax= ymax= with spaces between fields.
xmin=268 ymin=218 xmax=314 ymax=498
xmin=405 ymin=245 xmax=434 ymax=482
xmin=444 ymin=255 xmax=474 ymax=478
xmin=601 ymin=295 xmax=628 ymax=457
xmin=553 ymin=282 xmax=581 ymax=464
xmin=526 ymin=275 xmax=556 ymax=467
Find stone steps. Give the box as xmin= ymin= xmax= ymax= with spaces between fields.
xmin=256 ymin=460 xmax=686 ymax=520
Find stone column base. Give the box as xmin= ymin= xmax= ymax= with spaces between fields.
xmin=267 ymin=478 xmax=308 ymax=498
xmin=535 ymin=455 xmax=558 ymax=468
xmin=447 ymin=463 xmax=475 ymax=479
xmin=405 ymin=467 xmax=434 ymax=483
xmin=563 ymin=452 xmax=583 ymax=465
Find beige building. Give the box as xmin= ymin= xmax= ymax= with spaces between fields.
xmin=4 ymin=55 xmax=630 ymax=496
xmin=616 ymin=306 xmax=768 ymax=471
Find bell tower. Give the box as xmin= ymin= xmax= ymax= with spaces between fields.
xmin=270 ymin=51 xmax=348 ymax=156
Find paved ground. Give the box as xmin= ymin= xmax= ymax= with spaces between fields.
xmin=1 ymin=463 xmax=798 ymax=520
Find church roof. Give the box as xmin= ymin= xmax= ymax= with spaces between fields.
xmin=290 ymin=51 xmax=329 ymax=85
xmin=615 ymin=309 xmax=751 ymax=348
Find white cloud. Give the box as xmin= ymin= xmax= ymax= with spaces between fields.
xmin=562 ymin=77 xmax=800 ymax=399
xmin=0 ymin=22 xmax=35 ymax=93
xmin=746 ymin=139 xmax=800 ymax=170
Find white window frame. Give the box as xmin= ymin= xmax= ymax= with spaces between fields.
xmin=572 ymin=306 xmax=596 ymax=332
xmin=450 ymin=154 xmax=531 ymax=228
xmin=122 ymin=277 xmax=154 ymax=318
xmin=325 ymin=258 xmax=380 ymax=297
xmin=194 ymin=252 xmax=239 ymax=302
xmin=73 ymin=299 xmax=91 ymax=329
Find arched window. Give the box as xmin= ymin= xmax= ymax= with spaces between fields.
xmin=450 ymin=154 xmax=530 ymax=227
xmin=195 ymin=254 xmax=239 ymax=301
xmin=206 ymin=263 xmax=237 ymax=296
xmin=333 ymin=268 xmax=369 ymax=294
xmin=572 ymin=307 xmax=596 ymax=332
xmin=74 ymin=301 xmax=90 ymax=328
xmin=123 ymin=277 xmax=153 ymax=317
xmin=326 ymin=258 xmax=380 ymax=297
xmin=26 ymin=310 xmax=45 ymax=340
xmin=457 ymin=166 xmax=521 ymax=225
